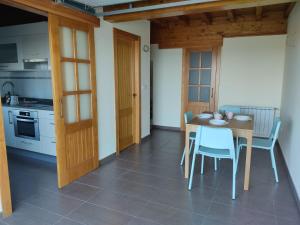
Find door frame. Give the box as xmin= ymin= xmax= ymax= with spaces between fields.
xmin=181 ymin=46 xmax=221 ymax=130
xmin=113 ymin=28 xmax=141 ymax=155
xmin=0 ymin=0 xmax=100 ymax=217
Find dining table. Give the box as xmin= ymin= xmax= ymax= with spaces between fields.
xmin=184 ymin=115 xmax=254 ymax=191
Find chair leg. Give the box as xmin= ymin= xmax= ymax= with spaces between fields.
xmin=201 ymin=155 xmax=205 ymax=174
xmin=188 ymin=152 xmax=197 ymax=190
xmin=232 ymin=160 xmax=236 ymax=200
xmin=270 ymin=150 xmax=279 ymax=182
xmin=214 ymin=157 xmax=218 ymax=171
xmin=180 ymin=147 xmax=186 ymax=166
xmin=180 ymin=140 xmax=194 ymax=166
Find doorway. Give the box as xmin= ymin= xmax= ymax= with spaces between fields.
xmin=181 ymin=47 xmax=220 ymax=129
xmin=0 ymin=1 xmax=99 ymax=217
xmin=113 ymin=28 xmax=141 ymax=154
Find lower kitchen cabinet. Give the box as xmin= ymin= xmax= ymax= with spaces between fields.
xmin=2 ymin=106 xmax=56 ymax=156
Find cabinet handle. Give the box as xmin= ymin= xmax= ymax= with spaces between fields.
xmin=211 ymin=88 xmax=214 ymax=98
xmin=8 ymin=111 xmax=13 ymax=124
xmin=51 ymin=141 xmax=56 ymax=144
xmin=50 ymin=122 xmax=55 ymax=125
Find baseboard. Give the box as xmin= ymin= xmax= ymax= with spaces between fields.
xmin=277 ymin=143 xmax=300 ymax=213
xmin=99 ymin=153 xmax=116 ymax=165
xmin=7 ymin=147 xmax=56 ymax=164
xmin=151 ymin=125 xmax=181 ymax=132
xmin=141 ymin=134 xmax=151 ymax=142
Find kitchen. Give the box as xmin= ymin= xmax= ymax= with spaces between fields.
xmin=0 ymin=3 xmax=57 ymax=201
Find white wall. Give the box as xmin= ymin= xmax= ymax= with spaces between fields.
xmin=151 ymin=45 xmax=182 ymax=128
xmin=279 ymin=2 xmax=300 ymax=200
xmin=95 ymin=19 xmax=150 ymax=159
xmin=219 ymin=35 xmax=286 ymax=109
xmin=151 ymin=36 xmax=286 ymax=128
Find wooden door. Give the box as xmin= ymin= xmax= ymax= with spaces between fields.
xmin=0 ymin=102 xmax=12 ymax=217
xmin=114 ymin=29 xmax=141 ymax=153
xmin=48 ymin=14 xmax=99 ymax=188
xmin=181 ymin=48 xmax=219 ymax=129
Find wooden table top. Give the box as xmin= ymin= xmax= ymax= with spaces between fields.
xmin=188 ymin=115 xmax=254 ymax=131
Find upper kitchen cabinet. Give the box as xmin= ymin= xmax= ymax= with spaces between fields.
xmin=0 ymin=22 xmax=50 ymax=71
xmin=0 ymin=36 xmax=23 ymax=71
xmin=22 ymin=34 xmax=49 ymax=60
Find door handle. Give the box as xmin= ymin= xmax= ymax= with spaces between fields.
xmin=211 ymin=88 xmax=214 ymax=98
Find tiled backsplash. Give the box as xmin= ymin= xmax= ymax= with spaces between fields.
xmin=0 ymin=71 xmax=52 ymax=99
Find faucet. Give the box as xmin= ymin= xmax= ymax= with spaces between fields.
xmin=1 ymin=81 xmax=15 ymax=97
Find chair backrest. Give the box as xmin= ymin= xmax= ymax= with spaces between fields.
xmin=219 ymin=105 xmax=241 ymax=114
xmin=194 ymin=126 xmax=235 ymax=159
xmin=270 ymin=117 xmax=281 ymax=147
xmin=184 ymin=111 xmax=193 ymax=124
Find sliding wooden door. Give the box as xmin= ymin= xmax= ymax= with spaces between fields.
xmin=0 ymin=102 xmax=12 ymax=217
xmin=114 ymin=29 xmax=141 ymax=154
xmin=48 ymin=14 xmax=99 ymax=188
xmin=181 ymin=48 xmax=219 ymax=129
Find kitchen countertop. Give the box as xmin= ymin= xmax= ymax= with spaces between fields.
xmin=2 ymin=103 xmax=54 ymax=111
xmin=2 ymin=98 xmax=54 ymax=111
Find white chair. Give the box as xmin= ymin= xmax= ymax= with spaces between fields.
xmin=188 ymin=126 xmax=239 ymax=199
xmin=238 ymin=118 xmax=281 ymax=182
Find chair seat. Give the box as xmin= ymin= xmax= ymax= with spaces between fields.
xmin=239 ymin=137 xmax=272 ymax=149
xmin=189 ymin=132 xmax=196 ymax=140
xmin=197 ymin=146 xmax=231 ymax=158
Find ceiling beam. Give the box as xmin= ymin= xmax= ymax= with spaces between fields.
xmin=227 ymin=10 xmax=235 ymax=22
xmin=0 ymin=0 xmax=100 ymax=26
xmin=103 ymin=0 xmax=297 ymax=22
xmin=256 ymin=6 xmax=263 ymax=20
xmin=285 ymin=2 xmax=296 ymax=18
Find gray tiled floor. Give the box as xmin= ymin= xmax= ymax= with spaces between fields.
xmin=1 ymin=129 xmax=300 ymax=225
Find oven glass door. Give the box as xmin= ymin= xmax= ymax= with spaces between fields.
xmin=15 ymin=117 xmax=39 ymax=140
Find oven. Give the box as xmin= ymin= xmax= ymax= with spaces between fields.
xmin=13 ymin=110 xmax=40 ymax=141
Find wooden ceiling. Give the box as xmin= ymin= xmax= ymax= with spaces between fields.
xmin=150 ymin=2 xmax=295 ymax=48
xmin=103 ymin=0 xmax=297 ymax=22
xmin=0 ymin=3 xmax=47 ymax=27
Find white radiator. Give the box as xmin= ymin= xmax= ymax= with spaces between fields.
xmin=239 ymin=106 xmax=278 ymax=138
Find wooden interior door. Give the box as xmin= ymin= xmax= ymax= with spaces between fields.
xmin=114 ymin=29 xmax=141 ymax=153
xmin=181 ymin=48 xmax=218 ymax=129
xmin=0 ymin=102 xmax=12 ymax=217
xmin=48 ymin=14 xmax=99 ymax=188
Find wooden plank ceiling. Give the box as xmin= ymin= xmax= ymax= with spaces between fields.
xmin=102 ymin=0 xmax=296 ymax=49
xmin=150 ymin=2 xmax=294 ymax=48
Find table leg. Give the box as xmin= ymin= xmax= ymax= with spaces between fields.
xmin=185 ymin=126 xmax=190 ymax=179
xmin=244 ymin=133 xmax=253 ymax=190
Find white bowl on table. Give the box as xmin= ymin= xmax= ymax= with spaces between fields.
xmin=198 ymin=113 xmax=213 ymax=119
xmin=209 ymin=119 xmax=229 ymax=126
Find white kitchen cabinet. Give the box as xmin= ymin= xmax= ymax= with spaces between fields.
xmin=2 ymin=106 xmax=15 ymax=147
xmin=22 ymin=34 xmax=49 ymax=60
xmin=39 ymin=118 xmax=55 ymax=138
xmin=40 ymin=136 xmax=56 ymax=156
xmin=0 ymin=37 xmax=23 ymax=71
xmin=2 ymin=106 xmax=56 ymax=156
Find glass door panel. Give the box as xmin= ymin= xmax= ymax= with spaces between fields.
xmin=62 ymin=62 xmax=76 ymax=91
xmin=188 ymin=50 xmax=213 ymax=103
xmin=76 ymin=30 xmax=89 ymax=60
xmin=79 ymin=94 xmax=92 ymax=120
xmin=64 ymin=95 xmax=77 ymax=123
xmin=78 ymin=63 xmax=91 ymax=90
xmin=60 ymin=27 xmax=73 ymax=58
